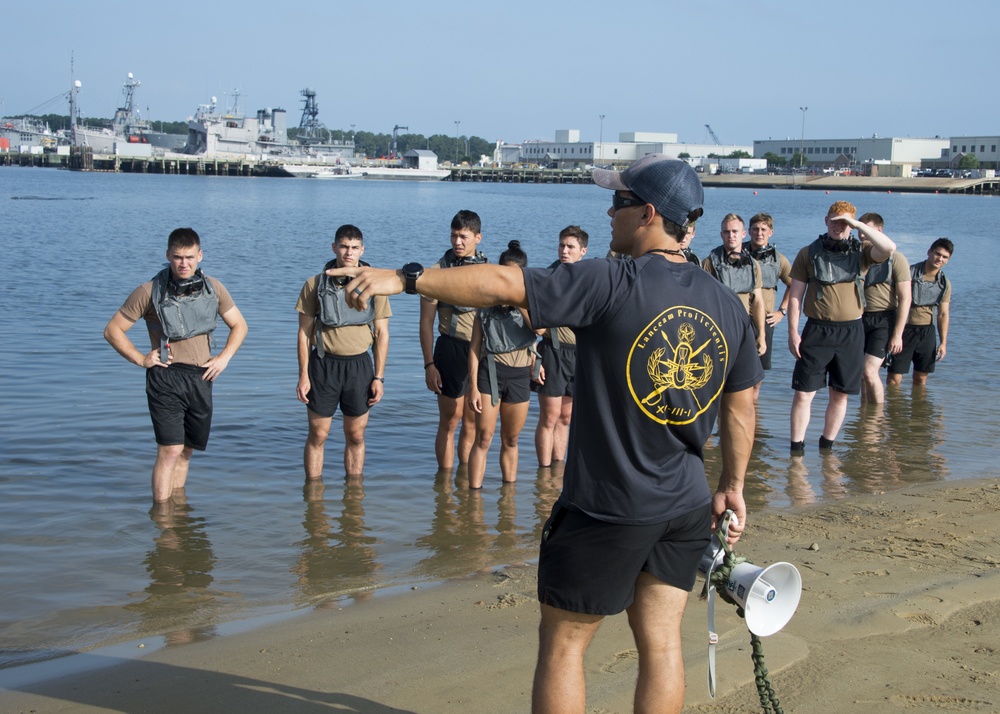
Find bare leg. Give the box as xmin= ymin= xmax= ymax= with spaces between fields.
xmin=304 ymin=410 xmax=333 ymax=481
xmin=626 ymin=572 xmax=691 ymax=714
xmin=435 ymin=394 xmax=464 ymax=470
xmin=823 ymin=388 xmax=850 ymax=441
xmin=457 ymin=404 xmax=476 ymax=464
xmin=499 ymin=401 xmax=529 ymax=482
xmin=342 ymin=412 xmax=369 ymax=478
xmin=553 ymin=396 xmax=573 ymax=461
xmin=886 ymin=372 xmax=903 ymax=387
xmin=913 ymin=370 xmax=930 ymax=386
xmin=151 ymin=444 xmax=193 ymax=503
xmin=468 ymin=399 xmax=500 ymax=489
xmin=535 ymin=394 xmax=562 ymax=467
xmin=790 ymin=389 xmax=816 ymax=443
xmin=861 ymin=353 xmax=885 ymax=404
xmin=532 ymin=603 xmax=603 ymax=714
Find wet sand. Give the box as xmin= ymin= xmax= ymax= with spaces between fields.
xmin=2 ymin=477 xmax=998 ymax=713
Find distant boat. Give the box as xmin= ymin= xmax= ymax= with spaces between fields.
xmin=281 ymin=164 xmax=362 ymax=179
xmin=72 ymin=73 xmax=186 ymax=153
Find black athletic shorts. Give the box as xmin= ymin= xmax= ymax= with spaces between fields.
xmin=146 ymin=363 xmax=212 ymax=451
xmin=537 ymin=340 xmax=576 ymax=397
xmin=759 ymin=322 xmax=775 ymax=371
xmin=433 ymin=334 xmax=471 ymax=399
xmin=537 ymin=502 xmax=712 ymax=615
xmin=862 ymin=310 xmax=896 ymax=359
xmin=791 ymin=319 xmax=864 ymax=394
xmin=888 ymin=324 xmax=937 ymax=375
xmin=306 ymin=350 xmax=374 ymax=418
xmin=476 ymin=360 xmax=531 ymax=405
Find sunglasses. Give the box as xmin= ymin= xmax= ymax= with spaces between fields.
xmin=612 ymin=194 xmax=647 ymax=211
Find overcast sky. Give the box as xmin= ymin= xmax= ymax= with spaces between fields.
xmin=3 ymin=0 xmax=995 ymax=145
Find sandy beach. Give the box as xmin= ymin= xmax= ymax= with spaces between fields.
xmin=3 ymin=477 xmax=998 ymax=713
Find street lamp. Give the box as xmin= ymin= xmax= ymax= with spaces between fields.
xmin=798 ymin=106 xmax=808 ymax=170
xmin=454 ymin=120 xmax=461 ymax=161
xmin=598 ymin=114 xmax=605 ymax=165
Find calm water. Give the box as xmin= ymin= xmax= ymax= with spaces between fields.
xmin=1 ymin=167 xmax=997 ymax=669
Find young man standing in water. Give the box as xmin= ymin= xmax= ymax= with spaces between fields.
xmin=534 ymin=225 xmax=588 ymax=468
xmin=419 ymin=210 xmax=489 ymax=471
xmin=859 ymin=212 xmax=911 ymax=403
xmin=296 ymin=224 xmax=391 ymax=481
xmin=332 ymin=155 xmax=761 ymax=713
xmin=786 ymin=201 xmax=896 ymax=453
xmin=744 ymin=213 xmax=792 ymax=386
xmin=104 ymin=228 xmax=248 ymax=504
xmin=887 ymin=238 xmax=953 ymax=387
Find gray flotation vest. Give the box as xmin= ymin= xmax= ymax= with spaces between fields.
xmin=150 ymin=267 xmax=219 ymax=362
xmin=745 ymin=241 xmax=781 ymax=290
xmin=437 ymin=249 xmax=489 ymax=336
xmin=807 ymin=235 xmax=866 ymax=308
xmin=864 ymin=252 xmax=894 ymax=288
xmin=910 ymin=261 xmax=949 ymax=307
xmin=708 ymin=246 xmax=756 ymax=294
xmin=315 ymin=259 xmax=375 ymax=357
xmin=479 ymin=306 xmax=538 ymax=406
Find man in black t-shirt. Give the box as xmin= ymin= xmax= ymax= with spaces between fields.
xmin=328 ymin=154 xmax=762 ymax=713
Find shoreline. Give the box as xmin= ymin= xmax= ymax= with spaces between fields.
xmin=3 ymin=476 xmax=998 ymax=713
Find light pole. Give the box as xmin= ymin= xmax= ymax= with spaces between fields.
xmin=454 ymin=120 xmax=461 ymax=161
xmin=598 ymin=114 xmax=605 ymax=165
xmin=798 ymin=106 xmax=808 ymax=170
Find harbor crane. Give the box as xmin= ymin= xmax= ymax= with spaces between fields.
xmin=704 ymin=124 xmax=722 ymax=145
xmin=391 ymin=125 xmax=408 ymax=158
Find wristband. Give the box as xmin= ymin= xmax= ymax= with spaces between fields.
xmin=424 ymin=361 xmax=435 ymax=370
xmin=779 ymin=307 xmax=787 ymax=315
xmin=373 ymin=376 xmax=384 ymax=383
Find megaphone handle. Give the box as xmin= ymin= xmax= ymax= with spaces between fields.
xmin=707 ymin=559 xmax=719 ymax=698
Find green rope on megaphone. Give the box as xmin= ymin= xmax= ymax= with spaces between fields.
xmin=709 ymin=545 xmax=785 ymax=713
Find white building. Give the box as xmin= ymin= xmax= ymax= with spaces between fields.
xmin=752 ymin=136 xmax=949 ymax=169
xmin=520 ymin=130 xmax=751 ymax=168
xmin=941 ymin=135 xmax=1000 ymax=169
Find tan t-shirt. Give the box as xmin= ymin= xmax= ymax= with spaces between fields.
xmin=118 ymin=276 xmax=236 ymax=366
xmin=863 ymin=252 xmax=911 ymax=312
xmin=701 ymin=254 xmax=763 ymax=314
xmin=760 ymin=251 xmax=792 ymax=314
xmin=790 ymin=240 xmax=879 ymax=321
xmin=907 ymin=267 xmax=951 ymax=326
xmin=296 ymin=275 xmax=391 ymax=356
xmin=424 ymin=262 xmax=477 ymax=342
xmin=541 ymin=326 xmax=576 ymax=347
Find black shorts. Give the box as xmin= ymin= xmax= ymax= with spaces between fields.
xmin=476 ymin=360 xmax=531 ymax=405
xmin=537 ymin=502 xmax=712 ymax=615
xmin=146 ymin=363 xmax=213 ymax=451
xmin=758 ymin=322 xmax=775 ymax=371
xmin=433 ymin=334 xmax=471 ymax=399
xmin=306 ymin=350 xmax=374 ymax=418
xmin=862 ymin=310 xmax=896 ymax=359
xmin=888 ymin=324 xmax=937 ymax=375
xmin=537 ymin=341 xmax=576 ymax=397
xmin=791 ymin=319 xmax=864 ymax=394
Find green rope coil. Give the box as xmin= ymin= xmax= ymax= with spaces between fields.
xmin=708 ymin=548 xmax=785 ymax=714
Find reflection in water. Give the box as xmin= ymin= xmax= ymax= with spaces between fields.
xmin=785 ymin=456 xmax=817 ymax=506
xmin=533 ymin=464 xmax=564 ymax=542
xmin=293 ymin=478 xmax=381 ymax=607
xmin=125 ymin=497 xmax=219 ymax=645
xmin=412 ymin=469 xmax=491 ymax=577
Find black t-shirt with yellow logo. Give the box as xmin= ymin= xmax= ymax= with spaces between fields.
xmin=523 ymin=256 xmax=762 ymax=525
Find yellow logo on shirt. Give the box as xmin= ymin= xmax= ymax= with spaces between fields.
xmin=627 ymin=307 xmax=729 ymax=425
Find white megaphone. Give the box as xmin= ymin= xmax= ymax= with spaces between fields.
xmin=723 ymin=561 xmax=801 ymax=637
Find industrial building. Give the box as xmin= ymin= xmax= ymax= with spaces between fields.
xmin=520 ymin=130 xmax=751 ymax=168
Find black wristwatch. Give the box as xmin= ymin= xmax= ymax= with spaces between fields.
xmin=402 ymin=262 xmax=424 ymax=295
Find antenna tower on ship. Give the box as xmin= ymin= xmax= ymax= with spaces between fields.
xmin=297 ymin=88 xmax=329 ymax=145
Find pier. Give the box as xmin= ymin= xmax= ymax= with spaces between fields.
xmin=2 ymin=150 xmax=998 ymax=194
